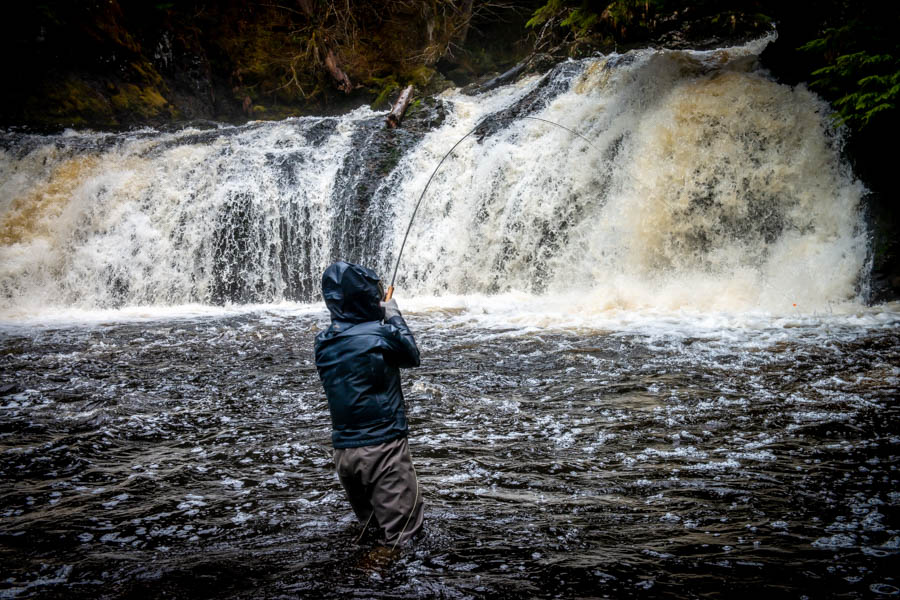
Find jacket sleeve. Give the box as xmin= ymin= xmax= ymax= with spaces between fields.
xmin=381 ymin=315 xmax=421 ymax=368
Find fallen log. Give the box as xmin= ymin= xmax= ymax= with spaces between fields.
xmin=386 ymin=85 xmax=414 ymax=129
xmin=324 ymin=49 xmax=352 ymax=94
xmin=477 ymin=55 xmax=533 ymax=93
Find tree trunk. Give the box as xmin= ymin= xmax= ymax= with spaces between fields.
xmin=386 ymin=85 xmax=414 ymax=128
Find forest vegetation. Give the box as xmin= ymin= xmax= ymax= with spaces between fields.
xmin=2 ymin=1 xmax=896 ymax=141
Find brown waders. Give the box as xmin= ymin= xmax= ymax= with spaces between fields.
xmin=333 ymin=436 xmax=424 ymax=547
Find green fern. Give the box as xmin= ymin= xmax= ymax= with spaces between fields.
xmin=525 ymin=0 xmax=565 ymax=28
xmin=806 ymin=50 xmax=899 ymax=127
xmin=800 ymin=11 xmax=899 ymax=130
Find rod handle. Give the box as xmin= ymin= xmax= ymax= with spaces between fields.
xmin=383 ymin=285 xmax=394 ymax=301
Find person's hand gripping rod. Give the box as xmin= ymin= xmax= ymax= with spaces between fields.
xmin=381 ymin=286 xmax=400 ymax=321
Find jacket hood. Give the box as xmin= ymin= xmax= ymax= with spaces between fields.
xmin=321 ymin=261 xmax=383 ymax=323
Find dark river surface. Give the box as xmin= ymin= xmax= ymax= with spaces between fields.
xmin=1 ymin=305 xmax=899 ymax=599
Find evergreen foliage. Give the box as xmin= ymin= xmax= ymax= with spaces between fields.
xmin=527 ymin=0 xmax=661 ymax=44
xmin=799 ymin=6 xmax=900 ymax=130
xmin=526 ymin=0 xmax=769 ymax=46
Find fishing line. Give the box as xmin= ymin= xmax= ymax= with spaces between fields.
xmin=391 ymin=460 xmax=420 ymax=551
xmin=383 ymin=115 xmax=596 ymax=300
xmin=354 ymin=511 xmax=375 ymax=544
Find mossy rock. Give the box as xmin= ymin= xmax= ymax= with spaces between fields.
xmin=55 ymin=80 xmax=112 ymax=119
xmin=21 ymin=79 xmax=117 ymax=129
xmin=400 ymin=65 xmax=434 ymax=88
xmin=368 ymin=76 xmax=400 ymax=110
xmin=110 ymin=83 xmax=174 ymax=119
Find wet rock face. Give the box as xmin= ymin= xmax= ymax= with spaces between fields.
xmin=2 ymin=2 xmax=184 ymax=130
xmin=145 ymin=29 xmax=222 ymax=122
xmin=866 ymin=192 xmax=900 ymax=304
xmin=472 ymin=60 xmax=583 ymax=141
xmin=402 ymin=97 xmax=448 ymax=135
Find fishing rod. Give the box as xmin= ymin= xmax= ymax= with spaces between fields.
xmin=383 ymin=115 xmax=596 ymax=301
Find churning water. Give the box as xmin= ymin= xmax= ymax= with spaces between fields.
xmin=1 ymin=37 xmax=898 ymax=598
xmin=0 ymin=36 xmax=870 ymax=314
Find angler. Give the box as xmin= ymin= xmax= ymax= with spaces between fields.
xmin=314 ymin=261 xmax=424 ymax=548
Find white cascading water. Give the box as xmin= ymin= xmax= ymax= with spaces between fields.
xmin=387 ymin=37 xmax=868 ymax=313
xmin=0 ymin=36 xmax=872 ymax=319
xmin=0 ymin=118 xmax=359 ymax=313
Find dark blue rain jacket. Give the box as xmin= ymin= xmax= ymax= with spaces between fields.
xmin=314 ymin=261 xmax=420 ymax=449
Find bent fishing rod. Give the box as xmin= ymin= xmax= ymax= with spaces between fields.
xmin=383 ymin=115 xmax=595 ymax=301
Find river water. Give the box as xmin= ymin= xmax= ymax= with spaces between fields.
xmin=1 ymin=303 xmax=898 ymax=598
xmin=2 ymin=36 xmax=899 ymax=598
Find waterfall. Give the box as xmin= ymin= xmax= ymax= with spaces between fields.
xmin=0 ymin=36 xmax=869 ymax=316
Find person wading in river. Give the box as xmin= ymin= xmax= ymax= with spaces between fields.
xmin=314 ymin=261 xmax=424 ymax=547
